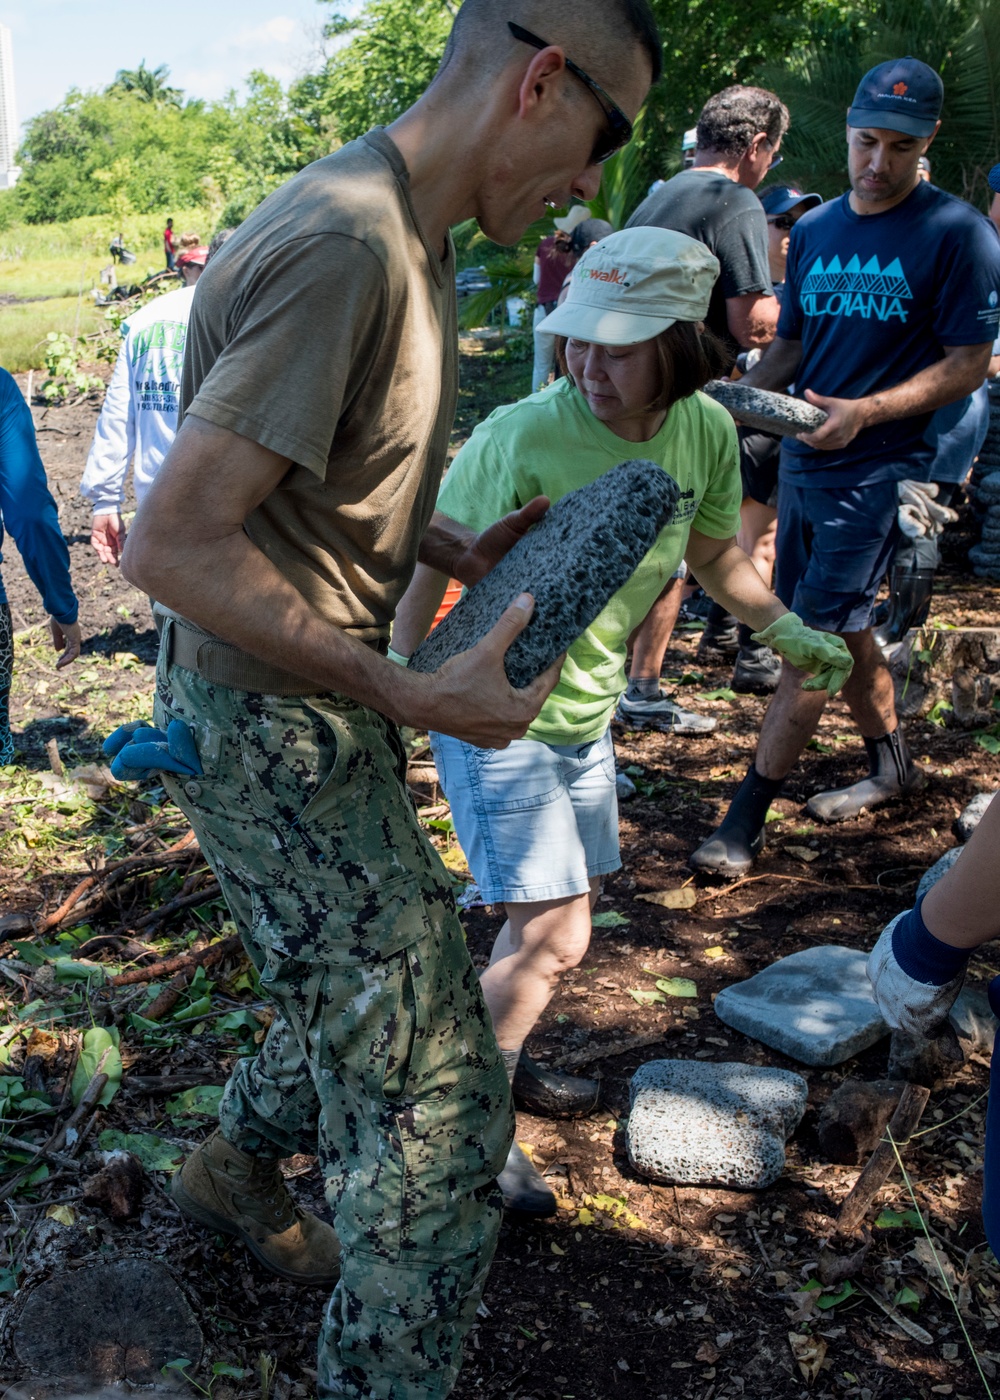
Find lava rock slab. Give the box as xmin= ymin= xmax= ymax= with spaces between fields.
xmin=956 ymin=791 xmax=998 ymax=841
xmin=976 ymin=472 xmax=1000 ymax=506
xmin=703 ymin=380 xmax=828 ymax=437
xmin=916 ymin=846 xmax=963 ymax=898
xmin=713 ymin=945 xmax=887 ymax=1066
xmin=626 ymin=1059 xmax=808 ymax=1189
xmin=409 ymin=459 xmax=680 ymax=687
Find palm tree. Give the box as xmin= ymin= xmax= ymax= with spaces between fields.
xmin=107 ymin=62 xmax=183 ymax=108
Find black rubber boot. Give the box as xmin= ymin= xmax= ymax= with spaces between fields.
xmin=731 ymin=624 xmax=782 ymax=694
xmin=498 ymin=1143 xmax=557 ymax=1217
xmin=697 ymin=601 xmax=739 ymax=661
xmin=689 ymin=765 xmax=785 ymax=877
xmin=513 ymin=1050 xmax=599 ymax=1118
xmin=873 ymin=568 xmax=935 ymax=648
xmin=806 ymin=727 xmax=925 ymax=823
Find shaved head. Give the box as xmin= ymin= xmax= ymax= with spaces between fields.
xmin=439 ymin=0 xmax=662 ymax=99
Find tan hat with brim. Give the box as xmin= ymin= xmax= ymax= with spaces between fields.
xmin=538 ymin=226 xmax=720 ymax=345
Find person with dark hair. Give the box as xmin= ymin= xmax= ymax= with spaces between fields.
xmin=118 ymin=5 xmax=662 ymax=1397
xmin=163 ymin=218 xmax=175 ymax=271
xmin=617 ymin=84 xmax=789 ymax=730
xmin=0 ymin=371 xmax=81 ymax=764
xmin=531 ymin=208 xmax=585 ymax=392
xmin=691 ymin=57 xmax=1000 ymax=878
xmin=390 ymin=228 xmax=851 ymax=1215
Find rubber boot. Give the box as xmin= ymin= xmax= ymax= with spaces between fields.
xmin=873 ymin=568 xmax=935 ymax=648
xmin=689 ymin=765 xmax=785 ymax=877
xmin=731 ymin=624 xmax=782 ymax=695
xmin=497 ymin=1049 xmax=557 ymax=1216
xmin=696 ymin=600 xmax=739 ymax=661
xmin=171 ymin=1128 xmax=341 ymax=1284
xmin=806 ymin=727 xmax=925 ymax=824
xmin=513 ymin=1049 xmax=599 ymax=1118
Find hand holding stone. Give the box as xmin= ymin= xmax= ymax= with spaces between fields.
xmin=796 ymin=389 xmax=870 ymax=451
xmin=751 ymin=613 xmax=853 ymax=696
xmin=451 ymin=496 xmax=551 ymax=587
xmin=867 ymin=907 xmax=970 ymax=1038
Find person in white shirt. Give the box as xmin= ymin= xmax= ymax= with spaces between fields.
xmin=82 ymin=235 xmax=231 ymax=565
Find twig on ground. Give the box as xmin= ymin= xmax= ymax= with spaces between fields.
xmin=549 ymin=1030 xmax=665 ymax=1071
xmin=34 ymin=830 xmax=200 ymax=934
xmin=0 ymin=1056 xmax=111 ymax=1204
xmin=109 ymin=933 xmax=241 ymax=988
xmin=699 ymin=872 xmax=882 ymax=900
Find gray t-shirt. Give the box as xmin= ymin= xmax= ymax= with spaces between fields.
xmin=627 ymin=169 xmax=773 ymax=354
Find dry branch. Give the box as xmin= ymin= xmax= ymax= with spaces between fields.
xmin=110 ymin=933 xmax=241 ymax=988
xmin=836 ymin=1083 xmax=930 ymax=1235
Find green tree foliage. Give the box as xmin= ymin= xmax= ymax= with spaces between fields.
xmin=107 ymin=61 xmax=183 ymax=107
xmin=312 ymin=0 xmax=455 ymax=143
xmin=10 ymin=68 xmax=331 ymax=226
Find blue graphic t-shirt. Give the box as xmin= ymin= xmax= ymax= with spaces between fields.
xmin=778 ymin=180 xmax=1000 ymax=487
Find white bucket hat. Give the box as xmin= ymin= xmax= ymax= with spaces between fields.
xmin=538 ymin=226 xmax=720 ymax=345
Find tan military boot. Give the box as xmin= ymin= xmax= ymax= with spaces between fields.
xmin=171 ymin=1128 xmax=340 ymax=1285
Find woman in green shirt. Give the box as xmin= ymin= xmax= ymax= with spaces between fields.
xmin=392 ymin=227 xmax=851 ymax=1214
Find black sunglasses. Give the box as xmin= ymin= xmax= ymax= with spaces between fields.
xmin=508 ymin=21 xmax=633 ymax=165
xmin=767 ymin=214 xmax=796 ymax=230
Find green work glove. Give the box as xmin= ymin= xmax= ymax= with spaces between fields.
xmin=751 ymin=613 xmax=854 ymax=696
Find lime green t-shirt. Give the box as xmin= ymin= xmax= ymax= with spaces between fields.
xmin=436 ymin=377 xmax=742 ymax=745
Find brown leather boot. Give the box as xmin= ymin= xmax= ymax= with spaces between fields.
xmin=171 ymin=1129 xmax=340 ymax=1285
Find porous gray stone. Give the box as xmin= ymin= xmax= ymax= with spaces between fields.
xmin=626 ymin=1058 xmax=808 ymax=1189
xmin=409 ymin=460 xmax=679 ymax=687
xmin=703 ymin=380 xmax=828 ymax=437
xmin=956 ymin=790 xmax=998 ymax=840
xmin=713 ymin=945 xmax=887 ymax=1066
xmin=975 ymin=472 xmax=1000 ymax=506
xmin=916 ymin=846 xmax=962 ymax=899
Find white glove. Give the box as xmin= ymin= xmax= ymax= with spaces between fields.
xmin=867 ymin=908 xmax=968 ymax=1037
xmin=897 ymin=480 xmax=958 ymax=540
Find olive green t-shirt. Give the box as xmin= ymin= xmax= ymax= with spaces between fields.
xmin=181 ymin=128 xmax=458 ymax=641
xmin=437 ymin=377 xmax=742 ymax=744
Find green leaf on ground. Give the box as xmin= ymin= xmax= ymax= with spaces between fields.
xmin=815 ymin=1280 xmax=857 ymax=1309
xmin=875 ymin=1208 xmax=923 ymax=1230
xmin=628 ymin=988 xmax=668 ymax=1006
xmin=655 ymin=977 xmax=698 ymax=998
xmin=97 ymin=1129 xmax=185 ymax=1171
xmin=591 ymin=911 xmax=630 ymax=928
xmin=71 ymin=1026 xmax=122 ymax=1106
xmin=894 ymin=1285 xmax=921 ymax=1311
xmin=165 ymin=1085 xmax=225 ymax=1118
xmin=697 ymin=688 xmax=737 ymax=702
xmin=172 ymin=995 xmax=212 ymax=1022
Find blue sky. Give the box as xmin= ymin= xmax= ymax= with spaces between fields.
xmin=4 ymin=0 xmax=355 ymax=134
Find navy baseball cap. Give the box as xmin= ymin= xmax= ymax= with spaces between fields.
xmin=847 ymin=57 xmax=943 ymax=138
xmin=759 ymin=185 xmax=822 ymax=217
xmin=989 ymin=163 xmax=1000 ymax=194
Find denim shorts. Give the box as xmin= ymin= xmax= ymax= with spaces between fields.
xmin=774 ymin=477 xmax=900 ymax=633
xmin=428 ymin=727 xmax=621 ymax=905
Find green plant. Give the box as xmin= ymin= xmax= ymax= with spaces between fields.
xmin=39 ymin=331 xmax=102 ymax=403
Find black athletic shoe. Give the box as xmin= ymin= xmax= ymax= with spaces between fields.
xmin=732 ymin=645 xmax=781 ymax=695
xmin=696 ymin=616 xmax=739 ymax=662
xmin=498 ymin=1143 xmax=557 ymax=1216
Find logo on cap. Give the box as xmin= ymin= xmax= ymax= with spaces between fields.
xmin=892 ymin=81 xmax=908 ymax=96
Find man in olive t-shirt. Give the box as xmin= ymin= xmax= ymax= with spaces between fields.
xmin=121 ymin=2 xmax=661 ymax=1397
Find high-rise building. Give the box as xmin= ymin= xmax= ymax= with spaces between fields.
xmin=0 ymin=23 xmax=20 ymax=189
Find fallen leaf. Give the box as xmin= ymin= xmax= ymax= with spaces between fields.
xmin=45 ymin=1204 xmax=75 ymax=1226
xmin=635 ymin=887 xmax=697 ymax=910
xmin=591 ymin=910 xmax=630 ymax=928
xmin=703 ymin=946 xmax=726 ymax=960
xmin=696 ymin=1342 xmax=720 ymax=1364
xmin=788 ymin=1332 xmax=827 ymax=1383
xmin=96 ymin=1129 xmax=184 ymax=1172
xmin=785 ymin=845 xmax=819 ymax=863
xmin=629 ymin=988 xmax=668 ymax=1006
xmin=71 ymin=1027 xmax=122 ymax=1107
xmin=655 ymin=977 xmax=697 ymax=998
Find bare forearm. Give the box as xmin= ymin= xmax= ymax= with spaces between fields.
xmin=391 ymin=562 xmax=450 ymax=658
xmin=740 ymin=336 xmax=803 ymax=392
xmin=418 ymin=510 xmax=477 ymax=578
xmin=854 ymin=347 xmax=991 ymax=430
xmin=689 ymin=541 xmax=787 ymax=633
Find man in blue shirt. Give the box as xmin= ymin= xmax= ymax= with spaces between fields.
xmin=692 ymin=56 xmax=1000 ymax=876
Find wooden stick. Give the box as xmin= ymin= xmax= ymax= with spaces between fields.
xmin=110 ymin=933 xmax=240 ymax=988
xmin=0 ymin=1061 xmax=110 ymax=1204
xmin=35 ymin=831 xmax=201 ymax=934
xmin=126 ymin=881 xmax=222 ymax=934
xmin=142 ymin=968 xmax=195 ymax=1022
xmin=836 ymin=1083 xmax=930 ymax=1235
xmin=699 ymin=872 xmax=882 ymax=900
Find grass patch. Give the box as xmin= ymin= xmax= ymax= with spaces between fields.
xmin=0 ymin=296 xmax=106 ymax=373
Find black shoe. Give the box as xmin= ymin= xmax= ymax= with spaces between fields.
xmin=688 ymin=764 xmax=784 ymax=877
xmin=678 ymin=587 xmax=712 ymax=624
xmin=513 ymin=1051 xmax=599 ymax=1118
xmin=696 ymin=612 xmax=739 ymax=661
xmin=498 ymin=1143 xmax=557 ymax=1216
xmin=873 ymin=568 xmax=935 ymax=648
xmin=732 ymin=645 xmax=781 ymax=694
xmin=806 ymin=728 xmax=925 ymax=823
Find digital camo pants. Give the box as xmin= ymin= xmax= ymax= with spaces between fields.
xmin=153 ymin=629 xmax=513 ymax=1400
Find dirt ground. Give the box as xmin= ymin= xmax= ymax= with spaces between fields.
xmin=2 ymin=352 xmax=1000 ymax=1400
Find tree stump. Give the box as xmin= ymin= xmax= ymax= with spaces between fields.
xmin=888 ymin=627 xmax=1000 ymax=726
xmin=10 ymin=1257 xmax=202 ymax=1390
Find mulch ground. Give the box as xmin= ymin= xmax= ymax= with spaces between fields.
xmin=1 ymin=356 xmax=1000 ymax=1400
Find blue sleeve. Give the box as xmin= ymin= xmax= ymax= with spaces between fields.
xmin=777 ymin=226 xmax=804 ymax=343
xmin=933 ymin=210 xmax=1000 ymax=347
xmin=0 ymin=373 xmax=78 ymax=624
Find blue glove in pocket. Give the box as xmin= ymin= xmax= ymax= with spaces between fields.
xmin=104 ymin=719 xmax=203 ymax=782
